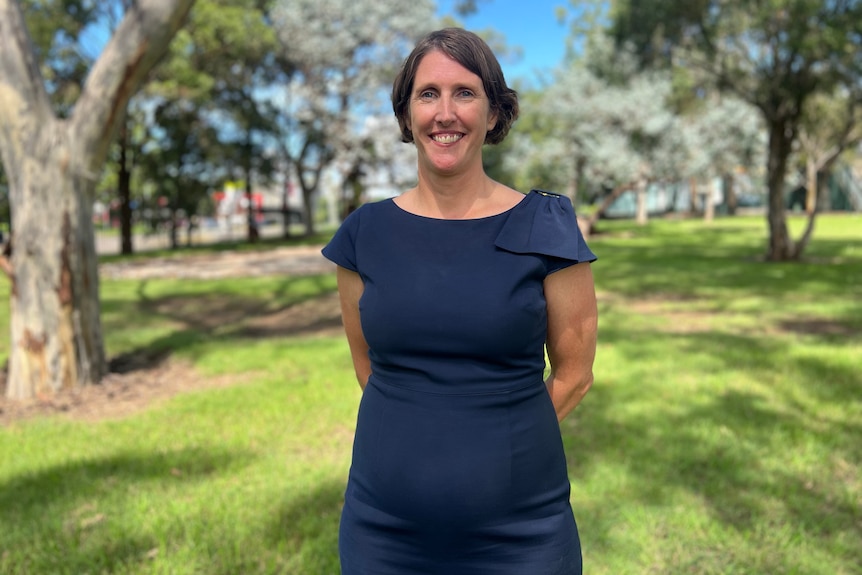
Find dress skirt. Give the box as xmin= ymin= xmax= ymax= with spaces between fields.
xmin=338 ymin=374 xmax=583 ymax=575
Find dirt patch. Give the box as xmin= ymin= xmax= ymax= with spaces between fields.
xmin=0 ymin=356 xmax=253 ymax=426
xmin=237 ymin=292 xmax=343 ymax=338
xmin=778 ymin=318 xmax=859 ymax=338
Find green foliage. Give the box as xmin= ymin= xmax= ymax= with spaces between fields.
xmin=1 ymin=215 xmax=860 ymax=572
xmin=606 ymin=0 xmax=862 ymax=123
xmin=20 ymin=0 xmax=101 ymax=115
xmin=601 ymin=0 xmax=862 ymax=259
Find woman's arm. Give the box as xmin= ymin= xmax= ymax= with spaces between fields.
xmin=544 ymin=262 xmax=598 ymax=421
xmin=336 ymin=265 xmax=372 ymax=389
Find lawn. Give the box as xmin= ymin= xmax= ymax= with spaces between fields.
xmin=1 ymin=214 xmax=860 ymax=574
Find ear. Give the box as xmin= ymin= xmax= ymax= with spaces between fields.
xmin=487 ymin=108 xmax=498 ymax=133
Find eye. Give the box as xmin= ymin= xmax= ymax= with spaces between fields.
xmin=457 ymin=89 xmax=475 ymax=98
xmin=418 ymin=90 xmax=436 ymax=100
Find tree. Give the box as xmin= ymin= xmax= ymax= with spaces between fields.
xmin=797 ymin=88 xmax=862 ymax=213
xmin=140 ymin=0 xmax=283 ymax=244
xmin=0 ymin=0 xmax=194 ymax=399
xmin=507 ymin=40 xmax=685 ymax=230
xmin=606 ymin=0 xmax=862 ymax=260
xmin=678 ymin=95 xmax=766 ymax=218
xmin=271 ymin=0 xmax=437 ymax=234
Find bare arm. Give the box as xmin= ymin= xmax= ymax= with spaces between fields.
xmin=544 ymin=262 xmax=598 ymax=421
xmin=336 ymin=266 xmax=371 ymax=389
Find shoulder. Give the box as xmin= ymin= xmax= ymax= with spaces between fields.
xmin=342 ymin=198 xmax=395 ymax=227
xmin=516 ymin=189 xmax=577 ymax=221
xmin=322 ymin=199 xmax=395 ymax=270
xmin=495 ymin=189 xmax=597 ymax=264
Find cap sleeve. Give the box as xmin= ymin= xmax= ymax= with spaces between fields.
xmin=321 ymin=207 xmax=362 ymax=271
xmin=495 ymin=190 xmax=597 ymax=274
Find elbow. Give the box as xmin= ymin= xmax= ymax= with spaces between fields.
xmin=582 ymin=371 xmax=594 ymax=393
xmin=575 ymin=371 xmax=594 ymax=402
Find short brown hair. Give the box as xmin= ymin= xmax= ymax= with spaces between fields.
xmin=392 ymin=28 xmax=519 ymax=145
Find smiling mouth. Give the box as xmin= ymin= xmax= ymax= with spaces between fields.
xmin=431 ymin=134 xmax=463 ymax=144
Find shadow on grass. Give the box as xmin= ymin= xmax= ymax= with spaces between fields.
xmin=566 ymin=325 xmax=862 ymax=570
xmin=264 ymin=478 xmax=344 ymax=573
xmin=100 ymin=274 xmax=340 ymax=366
xmin=0 ymin=446 xmax=256 ymax=574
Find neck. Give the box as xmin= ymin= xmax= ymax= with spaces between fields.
xmin=414 ymin=166 xmax=494 ymax=219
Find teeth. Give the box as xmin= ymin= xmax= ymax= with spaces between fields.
xmin=432 ymin=134 xmax=462 ymax=144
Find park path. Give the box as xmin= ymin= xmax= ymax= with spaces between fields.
xmin=99 ymin=244 xmax=335 ymax=280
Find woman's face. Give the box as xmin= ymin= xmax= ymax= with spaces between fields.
xmin=407 ymin=50 xmax=497 ymax=177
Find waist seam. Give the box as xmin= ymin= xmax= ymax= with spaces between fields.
xmin=368 ymin=374 xmax=543 ymax=397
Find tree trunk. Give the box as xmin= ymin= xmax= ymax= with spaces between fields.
xmin=245 ymin=177 xmax=259 ymax=243
xmin=765 ymin=119 xmax=795 ymax=261
xmin=723 ymin=174 xmax=737 ymax=216
xmin=6 ymin=128 xmax=106 ymax=398
xmin=689 ymin=178 xmax=699 ymax=215
xmin=301 ymin=184 xmax=316 ymax=237
xmin=586 ymin=182 xmax=633 ymax=233
xmin=805 ymin=156 xmax=817 ymax=215
xmin=243 ymin=137 xmax=258 ymax=243
xmin=565 ymin=155 xmax=585 ymax=206
xmin=281 ymin=183 xmax=293 ymax=239
xmin=635 ymin=177 xmax=648 ymax=225
xmin=118 ymin=116 xmax=134 ymax=255
xmin=295 ymin=159 xmax=322 ymax=237
xmin=0 ymin=0 xmax=195 ymax=399
xmin=169 ymin=208 xmax=179 ymax=249
xmin=703 ymin=190 xmax=715 ymax=222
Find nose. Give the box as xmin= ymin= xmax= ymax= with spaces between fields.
xmin=435 ymin=95 xmax=455 ymax=124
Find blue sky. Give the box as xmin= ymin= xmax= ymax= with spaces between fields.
xmin=436 ymin=0 xmax=573 ymax=85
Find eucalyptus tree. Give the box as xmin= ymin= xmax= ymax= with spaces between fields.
xmin=0 ymin=0 xmax=194 ymax=400
xmin=605 ymin=0 xmax=862 ymax=260
xmin=271 ymin=0 xmax=437 ymax=234
xmin=20 ymin=1 xmax=150 ymax=255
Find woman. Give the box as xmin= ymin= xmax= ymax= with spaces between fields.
xmin=322 ymin=28 xmax=598 ymax=574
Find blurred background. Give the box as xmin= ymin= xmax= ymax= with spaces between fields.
xmin=2 ymin=0 xmax=859 ymax=255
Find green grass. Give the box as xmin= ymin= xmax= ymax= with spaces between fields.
xmin=1 ymin=214 xmax=861 ymax=574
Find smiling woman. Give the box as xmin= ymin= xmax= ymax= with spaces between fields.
xmin=322 ymin=28 xmax=598 ymax=575
xmin=406 ymin=50 xmax=498 ymax=180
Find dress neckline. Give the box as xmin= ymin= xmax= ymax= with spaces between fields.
xmin=387 ymin=190 xmax=534 ymax=222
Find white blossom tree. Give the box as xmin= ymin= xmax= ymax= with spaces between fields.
xmin=270 ymin=0 xmax=436 ymax=232
xmin=508 ymin=33 xmax=766 ymax=232
xmin=508 ymin=46 xmax=683 ymax=229
xmin=679 ymin=96 xmax=766 ymax=220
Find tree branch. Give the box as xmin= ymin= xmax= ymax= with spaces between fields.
xmin=0 ymin=0 xmax=54 ymax=167
xmin=70 ymin=0 xmax=195 ymax=175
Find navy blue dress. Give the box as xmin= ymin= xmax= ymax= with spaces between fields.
xmin=322 ymin=190 xmax=597 ymax=574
